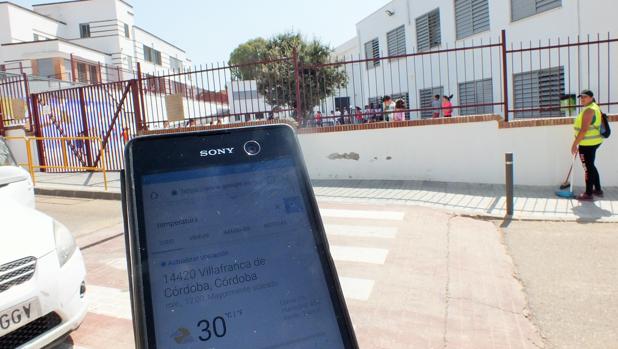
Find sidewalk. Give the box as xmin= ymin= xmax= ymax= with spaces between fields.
xmin=32 ymin=172 xmax=618 ymax=222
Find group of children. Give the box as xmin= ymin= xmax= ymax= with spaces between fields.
xmin=313 ymin=94 xmax=455 ymax=126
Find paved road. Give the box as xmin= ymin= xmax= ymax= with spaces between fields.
xmin=501 ymin=220 xmax=618 ymax=349
xmin=37 ymin=196 xmax=542 ymax=349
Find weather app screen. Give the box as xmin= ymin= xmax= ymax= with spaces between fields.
xmin=141 ymin=158 xmax=345 ymax=349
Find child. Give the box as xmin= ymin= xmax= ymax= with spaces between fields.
xmin=393 ymin=99 xmax=406 ymax=121
xmin=432 ymin=95 xmax=441 ymax=118
xmin=442 ymin=95 xmax=454 ymax=117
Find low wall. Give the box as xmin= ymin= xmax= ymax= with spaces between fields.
xmin=297 ymin=115 xmax=618 ymax=186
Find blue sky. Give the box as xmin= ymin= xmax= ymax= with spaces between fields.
xmin=12 ymin=0 xmax=386 ymax=65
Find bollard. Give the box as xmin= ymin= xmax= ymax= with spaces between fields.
xmin=505 ymin=153 xmax=514 ymax=216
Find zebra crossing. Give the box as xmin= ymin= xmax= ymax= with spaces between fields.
xmin=320 ymin=207 xmax=404 ymax=302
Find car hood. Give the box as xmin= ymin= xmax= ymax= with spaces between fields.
xmin=0 ymin=166 xmax=30 ymax=186
xmin=0 ymin=198 xmax=56 ymax=263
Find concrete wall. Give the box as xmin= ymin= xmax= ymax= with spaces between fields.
xmin=297 ymin=116 xmax=618 ymax=186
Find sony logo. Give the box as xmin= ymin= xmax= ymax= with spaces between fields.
xmin=200 ymin=148 xmax=235 ymax=157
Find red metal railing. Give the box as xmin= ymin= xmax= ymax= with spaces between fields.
xmin=0 ymin=73 xmax=32 ymax=132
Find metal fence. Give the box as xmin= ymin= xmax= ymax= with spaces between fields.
xmin=1 ymin=30 xmax=617 ymax=172
xmin=0 ymin=73 xmax=31 ymax=132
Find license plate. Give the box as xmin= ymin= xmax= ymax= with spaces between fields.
xmin=0 ymin=298 xmax=42 ymax=337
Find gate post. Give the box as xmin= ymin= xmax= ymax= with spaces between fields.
xmin=22 ymin=73 xmax=32 ymax=132
xmin=292 ymin=48 xmax=302 ymax=122
xmin=136 ymin=62 xmax=146 ymax=125
xmin=130 ymin=79 xmax=144 ymax=134
xmin=31 ymin=93 xmax=47 ymax=171
xmin=501 ymin=29 xmax=510 ymax=122
xmin=0 ymin=98 xmax=5 ymax=135
xmin=78 ymin=87 xmax=94 ymax=168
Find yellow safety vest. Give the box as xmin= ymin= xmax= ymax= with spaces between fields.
xmin=574 ymin=102 xmax=603 ymax=146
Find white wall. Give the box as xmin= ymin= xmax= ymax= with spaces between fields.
xmin=297 ymin=118 xmax=618 ymax=186
xmin=339 ymin=0 xmax=618 ymax=118
xmin=1 ymin=3 xmax=62 ymax=43
xmin=133 ymin=27 xmax=188 ymax=74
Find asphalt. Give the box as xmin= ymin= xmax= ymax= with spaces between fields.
xmin=501 ymin=220 xmax=618 ymax=349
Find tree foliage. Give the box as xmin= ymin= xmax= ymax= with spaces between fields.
xmin=228 ymin=33 xmax=348 ymax=117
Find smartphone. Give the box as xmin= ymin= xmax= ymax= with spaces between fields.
xmin=122 ymin=124 xmax=358 ymax=349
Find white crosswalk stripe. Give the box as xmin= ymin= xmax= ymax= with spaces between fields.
xmin=320 ymin=208 xmax=405 ymax=221
xmin=338 ymin=277 xmax=375 ymax=301
xmin=323 ymin=207 xmax=406 ymax=302
xmin=87 ymin=285 xmax=132 ymax=320
xmin=330 ymin=246 xmax=389 ymax=264
xmin=325 ymin=224 xmax=398 ymax=239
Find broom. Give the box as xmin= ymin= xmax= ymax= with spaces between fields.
xmin=556 ymin=154 xmax=576 ymax=198
xmin=559 ymin=153 xmax=578 ymax=190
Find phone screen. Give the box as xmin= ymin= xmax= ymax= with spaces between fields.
xmin=140 ymin=155 xmax=346 ymax=348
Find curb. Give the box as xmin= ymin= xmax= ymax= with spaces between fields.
xmin=34 ymin=187 xmax=121 ymax=201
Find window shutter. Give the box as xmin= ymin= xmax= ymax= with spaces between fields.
xmin=513 ymin=66 xmax=564 ymax=118
xmin=471 ymin=0 xmax=490 ymax=33
xmin=416 ymin=14 xmax=430 ymax=51
xmin=419 ymin=86 xmax=443 ymax=118
xmin=455 ymin=0 xmax=473 ymax=39
xmin=428 ymin=9 xmax=441 ymax=48
xmin=364 ymin=39 xmax=380 ymax=68
xmin=417 ymin=9 xmax=441 ymax=51
xmin=458 ymin=78 xmax=493 ymax=115
xmin=513 ymin=0 xmax=561 ymax=21
xmin=536 ymin=0 xmax=561 ymax=12
xmin=387 ymin=26 xmax=406 ymax=57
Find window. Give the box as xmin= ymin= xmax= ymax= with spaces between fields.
xmin=334 ymin=97 xmax=350 ymax=111
xmin=513 ymin=66 xmax=565 ymax=118
xmin=419 ymin=86 xmax=444 ymax=118
xmin=458 ymin=78 xmax=494 ymax=115
xmin=387 ymin=26 xmax=406 ymax=57
xmin=170 ymin=57 xmax=183 ymax=71
xmin=89 ymin=65 xmax=99 ymax=84
xmin=79 ymin=23 xmax=91 ymax=38
xmin=364 ymin=38 xmax=380 ymax=69
xmin=416 ymin=9 xmax=441 ymax=51
xmin=77 ymin=63 xmax=88 ymax=83
xmin=36 ymin=58 xmax=54 ymax=78
xmin=143 ymin=45 xmax=162 ymax=65
xmin=33 ymin=34 xmax=39 ymax=41
xmin=126 ymin=56 xmax=133 ymax=73
xmin=124 ymin=23 xmax=130 ymax=38
xmin=455 ymin=0 xmax=490 ymax=39
xmin=512 ymin=0 xmax=561 ymax=22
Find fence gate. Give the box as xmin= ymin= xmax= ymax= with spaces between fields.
xmin=32 ymin=79 xmax=141 ymax=171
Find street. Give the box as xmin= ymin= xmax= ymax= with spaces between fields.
xmin=36 ymin=195 xmax=548 ymax=349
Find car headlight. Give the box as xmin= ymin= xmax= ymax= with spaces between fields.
xmin=53 ymin=220 xmax=76 ymax=267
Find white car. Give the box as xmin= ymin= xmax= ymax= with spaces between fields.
xmin=0 ymin=137 xmax=87 ymax=348
xmin=0 ymin=137 xmax=34 ymax=208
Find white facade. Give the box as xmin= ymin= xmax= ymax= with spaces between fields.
xmin=0 ymin=0 xmax=191 ymax=82
xmin=331 ymin=0 xmax=618 ymax=119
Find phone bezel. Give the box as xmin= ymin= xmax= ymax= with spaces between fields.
xmin=123 ymin=124 xmax=358 ymax=348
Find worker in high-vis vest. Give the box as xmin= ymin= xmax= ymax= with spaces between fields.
xmin=572 ymin=90 xmax=604 ymax=201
